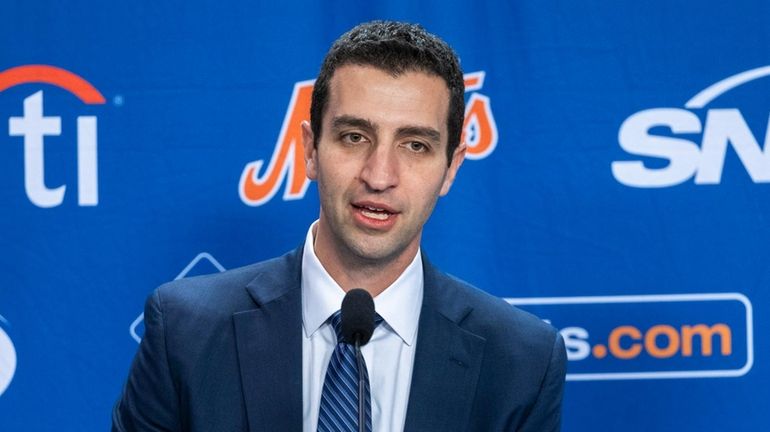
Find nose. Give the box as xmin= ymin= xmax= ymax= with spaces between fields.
xmin=359 ymin=144 xmax=398 ymax=191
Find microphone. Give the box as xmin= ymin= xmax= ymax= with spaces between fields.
xmin=340 ymin=288 xmax=375 ymax=432
xmin=341 ymin=288 xmax=376 ymax=345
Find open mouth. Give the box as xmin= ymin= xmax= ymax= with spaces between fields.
xmin=352 ymin=203 xmax=396 ymax=221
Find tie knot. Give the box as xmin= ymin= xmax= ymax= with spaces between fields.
xmin=329 ymin=310 xmax=383 ymax=343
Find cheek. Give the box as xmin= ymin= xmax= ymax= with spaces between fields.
xmin=316 ymin=163 xmax=351 ymax=201
xmin=410 ymin=174 xmax=447 ymax=214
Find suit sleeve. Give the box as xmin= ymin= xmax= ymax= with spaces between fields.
xmin=517 ymin=332 xmax=567 ymax=432
xmin=112 ymin=289 xmax=181 ymax=432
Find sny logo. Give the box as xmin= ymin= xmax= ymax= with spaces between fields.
xmin=1 ymin=65 xmax=105 ymax=207
xmin=239 ymin=71 xmax=498 ymax=206
xmin=613 ymin=65 xmax=770 ymax=187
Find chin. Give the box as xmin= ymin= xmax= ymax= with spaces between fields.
xmin=346 ymin=236 xmax=411 ymax=264
xmin=349 ymin=244 xmax=394 ymax=263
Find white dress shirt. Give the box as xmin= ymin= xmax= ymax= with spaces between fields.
xmin=301 ymin=222 xmax=423 ymax=432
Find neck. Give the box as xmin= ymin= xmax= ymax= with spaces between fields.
xmin=312 ymin=222 xmax=419 ymax=297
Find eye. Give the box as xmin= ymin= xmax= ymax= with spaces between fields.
xmin=406 ymin=141 xmax=428 ymax=153
xmin=342 ymin=133 xmax=367 ymax=144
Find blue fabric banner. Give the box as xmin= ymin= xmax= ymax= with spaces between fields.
xmin=1 ymin=1 xmax=768 ymax=430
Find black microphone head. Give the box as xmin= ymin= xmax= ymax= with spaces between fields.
xmin=340 ymin=288 xmax=376 ymax=346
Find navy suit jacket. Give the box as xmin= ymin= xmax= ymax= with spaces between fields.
xmin=113 ymin=248 xmax=566 ymax=431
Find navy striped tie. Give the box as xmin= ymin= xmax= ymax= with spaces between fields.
xmin=317 ymin=310 xmax=381 ymax=432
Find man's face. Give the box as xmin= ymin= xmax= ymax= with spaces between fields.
xmin=303 ymin=65 xmax=465 ymax=266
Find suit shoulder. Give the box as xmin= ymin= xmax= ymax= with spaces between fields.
xmin=435 ymin=270 xmax=559 ymax=353
xmin=152 ymin=250 xmax=298 ymax=316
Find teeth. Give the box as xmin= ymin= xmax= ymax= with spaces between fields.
xmin=361 ymin=208 xmax=389 ymax=220
xmin=366 ymin=206 xmax=384 ymax=211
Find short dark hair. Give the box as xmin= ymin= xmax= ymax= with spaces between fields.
xmin=310 ymin=21 xmax=465 ymax=164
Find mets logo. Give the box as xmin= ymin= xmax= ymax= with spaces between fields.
xmin=1 ymin=65 xmax=105 ymax=207
xmin=239 ymin=71 xmax=498 ymax=206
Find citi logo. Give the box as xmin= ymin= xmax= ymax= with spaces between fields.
xmin=612 ymin=66 xmax=770 ymax=187
xmin=0 ymin=315 xmax=16 ymax=396
xmin=239 ymin=71 xmax=498 ymax=206
xmin=508 ymin=293 xmax=753 ymax=381
xmin=1 ymin=65 xmax=105 ymax=207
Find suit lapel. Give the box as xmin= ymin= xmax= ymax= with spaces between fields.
xmin=403 ymin=257 xmax=486 ymax=432
xmin=233 ymin=249 xmax=303 ymax=432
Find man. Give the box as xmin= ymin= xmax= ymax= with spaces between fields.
xmin=113 ymin=21 xmax=566 ymax=432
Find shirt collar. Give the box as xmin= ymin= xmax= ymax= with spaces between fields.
xmin=301 ymin=221 xmax=423 ymax=346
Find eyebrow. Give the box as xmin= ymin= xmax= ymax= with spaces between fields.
xmin=331 ymin=115 xmax=377 ymax=133
xmin=331 ymin=115 xmax=441 ymax=143
xmin=395 ymin=125 xmax=441 ymax=144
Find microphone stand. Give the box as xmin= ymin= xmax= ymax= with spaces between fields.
xmin=355 ymin=336 xmax=366 ymax=432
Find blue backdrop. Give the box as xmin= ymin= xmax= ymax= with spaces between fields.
xmin=1 ymin=1 xmax=768 ymax=430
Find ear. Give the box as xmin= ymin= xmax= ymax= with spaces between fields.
xmin=302 ymin=120 xmax=318 ymax=180
xmin=439 ymin=142 xmax=466 ymax=196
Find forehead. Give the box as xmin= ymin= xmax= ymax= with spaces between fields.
xmin=325 ymin=65 xmax=450 ymax=137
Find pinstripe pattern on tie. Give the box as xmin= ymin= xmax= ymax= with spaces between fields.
xmin=317 ymin=311 xmax=381 ymax=432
